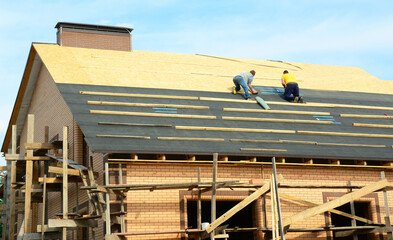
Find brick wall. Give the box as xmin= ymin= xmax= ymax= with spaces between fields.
xmin=17 ymin=64 xmax=101 ymax=238
xmin=122 ymin=163 xmax=393 ymax=240
xmin=58 ymin=30 xmax=131 ymax=51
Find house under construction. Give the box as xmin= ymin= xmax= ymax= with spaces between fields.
xmin=2 ymin=22 xmax=393 ymax=240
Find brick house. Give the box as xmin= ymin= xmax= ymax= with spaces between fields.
xmin=2 ymin=22 xmax=393 ymax=240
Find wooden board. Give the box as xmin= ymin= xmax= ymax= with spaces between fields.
xmin=205 ymin=175 xmax=283 ymax=234
xmin=282 ymin=179 xmax=389 ymax=227
xmin=91 ymin=109 xmax=216 ymax=119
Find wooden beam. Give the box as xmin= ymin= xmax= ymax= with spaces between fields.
xmin=222 ymin=116 xmax=332 ymax=124
xmin=105 ymin=162 xmax=111 ymax=235
xmin=9 ymin=125 xmax=17 ymax=240
xmin=87 ymin=100 xmax=209 ymax=109
xmin=63 ymin=126 xmax=68 ymax=240
xmin=223 ymin=107 xmax=330 ymax=116
xmin=48 ymin=219 xmax=98 ymax=228
xmin=96 ymin=135 xmax=150 ymax=139
xmin=298 ymin=130 xmax=393 ymax=138
xmin=41 ymin=175 xmax=47 ymax=240
xmin=279 ymin=193 xmax=376 ymax=224
xmin=240 ymin=148 xmax=287 ymax=152
xmin=49 ymin=166 xmax=80 ymax=176
xmin=157 ymin=154 xmax=166 ymax=161
xmin=99 ymin=122 xmax=172 ymax=128
xmin=329 ymin=159 xmax=340 ymax=165
xmin=24 ymin=142 xmax=55 ymax=150
xmin=4 ymin=154 xmax=24 ymax=161
xmin=91 ymin=110 xmax=216 ymax=119
xmin=219 ymin=156 xmax=228 ymax=162
xmin=341 ymin=114 xmax=393 ymax=119
xmin=210 ymin=153 xmax=218 ymax=240
xmin=317 ymin=143 xmax=385 ymax=148
xmin=353 ymin=123 xmax=393 ymax=128
xmin=282 ymin=179 xmax=389 ymax=227
xmin=80 ymin=90 xmax=198 ymax=100
xmin=176 ymin=125 xmax=295 ymax=134
xmin=118 ymin=164 xmax=125 ymax=233
xmin=157 ymin=137 xmax=225 ymax=141
xmin=197 ymin=168 xmax=202 ymax=240
xmin=187 ymin=155 xmax=196 ymax=161
xmin=205 ymin=175 xmax=283 ymax=234
xmin=25 ymin=114 xmax=34 ymax=233
xmin=24 ymin=156 xmax=51 ymax=161
xmin=302 ymin=158 xmax=313 ymax=164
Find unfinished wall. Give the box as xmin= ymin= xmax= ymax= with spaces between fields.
xmin=122 ymin=163 xmax=393 ymax=240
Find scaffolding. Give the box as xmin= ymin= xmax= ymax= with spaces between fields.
xmin=2 ymin=114 xmax=393 ymax=240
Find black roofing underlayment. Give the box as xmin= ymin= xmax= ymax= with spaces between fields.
xmin=57 ymin=83 xmax=393 ymax=161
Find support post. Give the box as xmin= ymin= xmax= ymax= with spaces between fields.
xmin=9 ymin=125 xmax=17 ymax=239
xmin=105 ymin=162 xmax=111 ymax=236
xmin=210 ymin=153 xmax=218 ymax=240
xmin=381 ymin=171 xmax=393 ymax=240
xmin=197 ymin=167 xmax=202 ymax=240
xmin=42 ymin=174 xmax=47 ymax=240
xmin=119 ymin=164 xmax=125 ymax=233
xmin=63 ymin=126 xmax=69 ymax=240
xmin=272 ymin=157 xmax=286 ymax=240
xmin=25 ymin=114 xmax=34 ymax=233
xmin=348 ymin=180 xmax=358 ymax=240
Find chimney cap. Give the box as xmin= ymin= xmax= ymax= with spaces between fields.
xmin=55 ymin=22 xmax=133 ymax=34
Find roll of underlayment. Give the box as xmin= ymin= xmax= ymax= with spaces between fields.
xmin=255 ymin=96 xmax=271 ymax=110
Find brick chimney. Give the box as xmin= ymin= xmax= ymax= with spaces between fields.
xmin=55 ymin=22 xmax=133 ymax=51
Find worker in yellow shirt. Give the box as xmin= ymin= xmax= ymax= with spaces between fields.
xmin=281 ymin=70 xmax=303 ymax=103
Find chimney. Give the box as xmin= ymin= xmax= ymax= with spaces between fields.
xmin=55 ymin=22 xmax=133 ymax=51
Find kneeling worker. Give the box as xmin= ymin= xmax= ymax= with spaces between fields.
xmin=281 ymin=70 xmax=303 ymax=103
xmin=233 ymin=70 xmax=258 ymax=100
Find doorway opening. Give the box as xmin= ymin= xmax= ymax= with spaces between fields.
xmin=331 ymin=201 xmax=374 ymax=240
xmin=187 ymin=200 xmax=255 ymax=240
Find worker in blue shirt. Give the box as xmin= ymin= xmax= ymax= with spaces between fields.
xmin=232 ymin=70 xmax=258 ymax=100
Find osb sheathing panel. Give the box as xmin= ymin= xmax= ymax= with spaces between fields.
xmin=33 ymin=43 xmax=392 ymax=94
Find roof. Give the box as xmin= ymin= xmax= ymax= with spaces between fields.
xmin=57 ymin=82 xmax=393 ymax=160
xmin=33 ymin=43 xmax=393 ymax=94
xmin=3 ymin=43 xmax=393 ymax=161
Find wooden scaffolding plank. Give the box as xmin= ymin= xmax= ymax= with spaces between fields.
xmin=205 ymin=175 xmax=283 ymax=234
xmin=279 ymin=193 xmax=375 ymax=224
xmin=282 ymin=179 xmax=389 ymax=227
xmin=48 ymin=166 xmax=80 ymax=176
xmin=63 ymin=126 xmax=68 ymax=240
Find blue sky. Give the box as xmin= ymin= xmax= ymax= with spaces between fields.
xmin=0 ymin=0 xmax=392 ymax=165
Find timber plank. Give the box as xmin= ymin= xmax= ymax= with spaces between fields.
xmin=205 ymin=175 xmax=282 ymax=234
xmin=282 ymin=179 xmax=389 ymax=227
xmin=88 ymin=100 xmax=209 ymax=109
xmin=49 ymin=166 xmax=80 ymax=176
xmin=91 ymin=109 xmax=216 ymax=119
